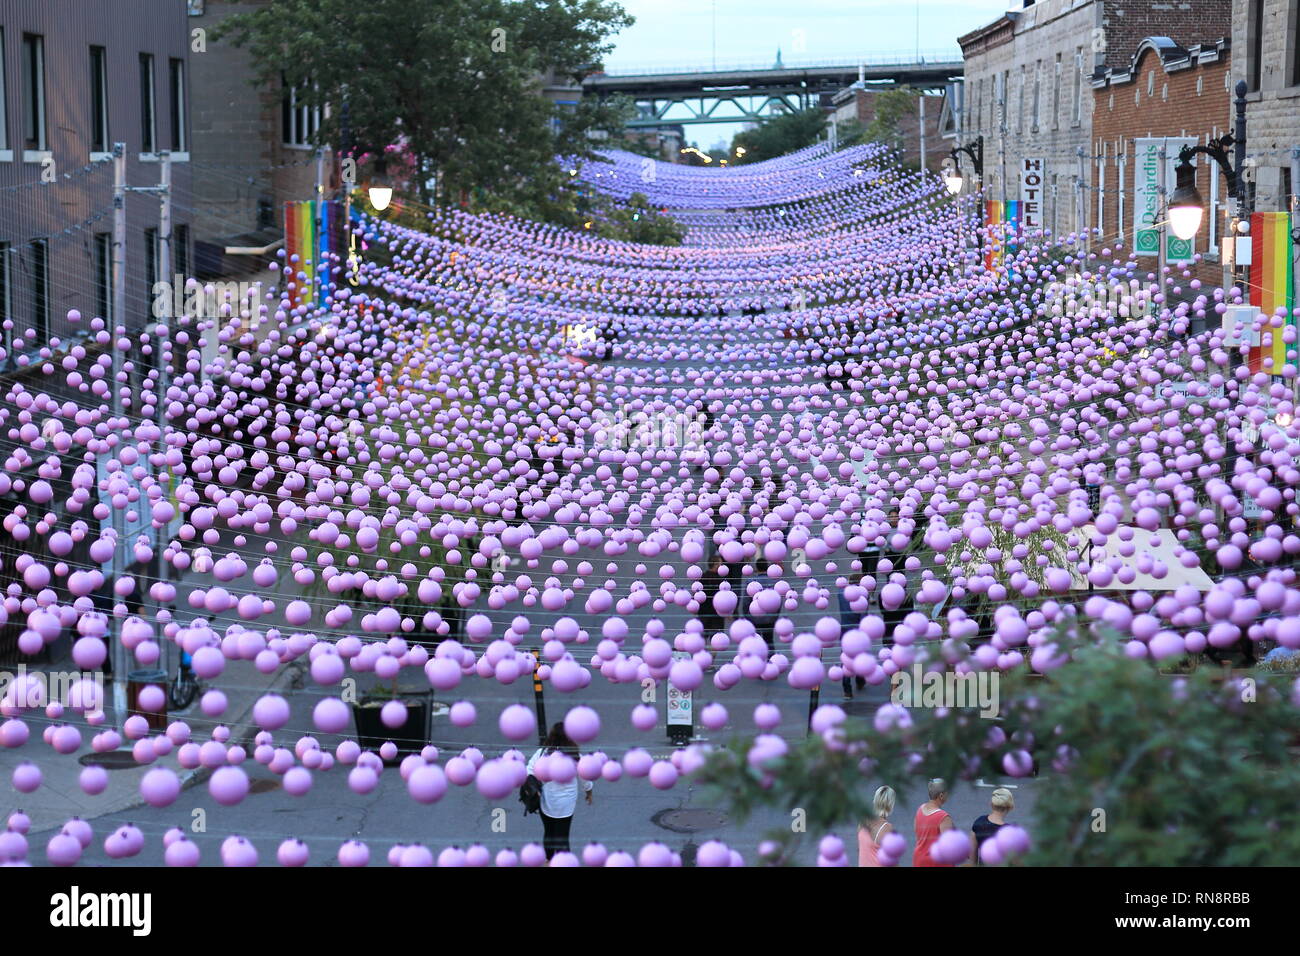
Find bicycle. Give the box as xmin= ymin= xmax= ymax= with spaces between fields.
xmin=168 ymin=649 xmax=200 ymax=710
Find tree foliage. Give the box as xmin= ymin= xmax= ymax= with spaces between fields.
xmin=731 ymin=108 xmax=828 ymax=165
xmin=696 ymin=621 xmax=1300 ymax=866
xmin=216 ymin=0 xmax=633 ymax=212
xmin=837 ymin=88 xmax=918 ymax=151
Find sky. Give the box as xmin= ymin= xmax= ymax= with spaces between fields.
xmin=603 ymin=0 xmax=1010 ymax=150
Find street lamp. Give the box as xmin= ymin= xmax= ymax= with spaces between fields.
xmin=948 ymin=135 xmax=984 ymax=191
xmin=367 ymin=156 xmax=393 ymax=211
xmin=1168 ymin=81 xmax=1251 ymax=288
xmin=942 ymin=160 xmax=962 ymax=195
xmin=1167 ymin=158 xmax=1205 ymax=241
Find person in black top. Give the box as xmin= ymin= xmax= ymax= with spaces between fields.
xmin=971 ymin=788 xmax=1014 ymax=864
xmin=697 ymin=555 xmax=727 ymax=639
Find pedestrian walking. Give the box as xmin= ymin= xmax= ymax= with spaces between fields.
xmin=697 ymin=554 xmax=728 ymax=638
xmin=837 ymin=588 xmax=867 ymax=701
xmin=971 ymin=788 xmax=1014 ymax=862
xmin=912 ymin=778 xmax=955 ymax=867
xmin=526 ymin=723 xmax=593 ymax=860
xmin=858 ymin=785 xmax=895 ymax=867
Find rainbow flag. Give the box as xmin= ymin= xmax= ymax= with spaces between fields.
xmin=284 ymin=200 xmax=346 ymax=311
xmin=984 ymin=200 xmax=1021 ymax=272
xmin=1249 ymin=211 xmax=1296 ymax=375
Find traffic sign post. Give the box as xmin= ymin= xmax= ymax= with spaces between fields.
xmin=667 ymin=651 xmax=693 ymax=744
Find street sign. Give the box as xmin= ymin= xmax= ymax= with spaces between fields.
xmin=667 ymin=650 xmax=692 ymax=743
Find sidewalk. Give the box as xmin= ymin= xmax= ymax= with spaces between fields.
xmin=0 ymin=655 xmax=302 ymax=834
xmin=1 ymin=524 xmax=311 ymax=833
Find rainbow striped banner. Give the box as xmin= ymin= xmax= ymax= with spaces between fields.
xmin=284 ymin=200 xmax=347 ymax=311
xmin=1249 ymin=210 xmax=1296 ymax=375
xmin=984 ymin=200 xmax=1021 ymax=272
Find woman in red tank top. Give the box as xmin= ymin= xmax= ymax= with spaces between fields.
xmin=913 ymin=778 xmax=954 ymax=867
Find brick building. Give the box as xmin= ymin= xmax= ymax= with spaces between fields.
xmin=958 ymin=0 xmax=1233 ymax=240
xmin=1091 ymin=37 xmax=1232 ymax=288
xmin=830 ymin=87 xmax=946 ymax=171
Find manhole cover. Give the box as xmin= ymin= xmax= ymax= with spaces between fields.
xmin=652 ymin=808 xmax=727 ymax=833
xmin=77 ymin=751 xmax=139 ymax=770
xmin=248 ymin=778 xmax=280 ymax=794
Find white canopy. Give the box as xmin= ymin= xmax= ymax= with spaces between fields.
xmin=1070 ymin=525 xmax=1215 ymax=592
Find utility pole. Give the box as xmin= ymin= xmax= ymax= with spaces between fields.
xmin=153 ymin=150 xmax=172 ymax=663
xmin=1157 ymin=142 xmax=1167 ymax=299
xmin=918 ymin=92 xmax=926 ymax=174
xmin=315 ymin=147 xmax=325 ymax=308
xmin=1076 ymin=145 xmax=1087 ymax=254
xmin=998 ymin=74 xmax=1008 ymax=211
xmin=109 ymin=143 xmax=128 ymax=728
xmin=1232 ymin=80 xmax=1250 ymax=297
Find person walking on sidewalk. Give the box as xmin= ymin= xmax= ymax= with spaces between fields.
xmin=913 ymin=778 xmax=955 ymax=867
xmin=971 ymin=788 xmax=1014 ymax=863
xmin=859 ymin=785 xmax=896 ymax=866
xmin=527 ymin=723 xmax=593 ymax=860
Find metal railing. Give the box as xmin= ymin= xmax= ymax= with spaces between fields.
xmin=596 ymin=50 xmax=963 ymax=77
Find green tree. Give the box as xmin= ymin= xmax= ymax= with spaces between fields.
xmin=696 ymin=622 xmax=1300 ymax=866
xmin=839 ymin=88 xmax=917 ymax=151
xmin=731 ymin=108 xmax=828 ymax=165
xmin=216 ymin=0 xmax=632 ymax=210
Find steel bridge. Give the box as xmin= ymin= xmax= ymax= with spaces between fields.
xmin=582 ymin=56 xmax=964 ymax=128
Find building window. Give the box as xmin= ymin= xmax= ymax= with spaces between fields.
xmin=1248 ymin=0 xmax=1265 ymax=92
xmin=145 ymin=227 xmax=159 ymax=291
xmin=22 ymin=34 xmax=46 ymax=151
xmin=140 ymin=54 xmax=156 ymax=153
xmin=0 ymin=243 xmax=9 ymax=355
xmin=29 ymin=239 xmax=48 ymax=345
xmin=1017 ymin=66 xmax=1026 ymax=134
xmin=281 ymin=77 xmax=321 ymax=147
xmin=93 ymin=233 xmax=111 ymax=324
xmin=1032 ymin=61 xmax=1041 ymax=130
xmin=1000 ymin=70 xmax=1009 ymax=130
xmin=1073 ymin=48 xmax=1083 ymax=124
xmin=91 ymin=46 xmax=110 ymax=153
xmin=1293 ymin=0 xmax=1300 ymax=87
xmin=1052 ymin=53 xmax=1061 ymax=129
xmin=175 ymin=224 xmax=190 ymax=278
xmin=0 ymin=31 xmax=8 ymax=152
xmin=169 ymin=58 xmax=186 ymax=152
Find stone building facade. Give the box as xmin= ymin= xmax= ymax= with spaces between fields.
xmin=1233 ymin=0 xmax=1300 ymax=216
xmin=1091 ymin=37 xmax=1232 ymax=288
xmin=958 ymin=0 xmax=1233 ymax=240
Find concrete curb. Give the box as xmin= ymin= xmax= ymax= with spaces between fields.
xmin=95 ymin=660 xmax=308 ymax=824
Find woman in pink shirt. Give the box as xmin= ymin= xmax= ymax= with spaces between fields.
xmin=913 ymin=778 xmax=954 ymax=867
xmin=858 ymin=785 xmax=896 ymax=866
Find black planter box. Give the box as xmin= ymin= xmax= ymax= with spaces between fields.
xmin=351 ymin=695 xmax=431 ymax=759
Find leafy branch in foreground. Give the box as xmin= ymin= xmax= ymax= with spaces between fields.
xmin=694 ymin=617 xmax=1300 ymax=865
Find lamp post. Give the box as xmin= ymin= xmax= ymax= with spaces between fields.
xmin=948 ymin=136 xmax=984 ymax=258
xmin=1167 ymin=81 xmax=1252 ymax=295
xmin=947 ymin=135 xmax=984 ymax=195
